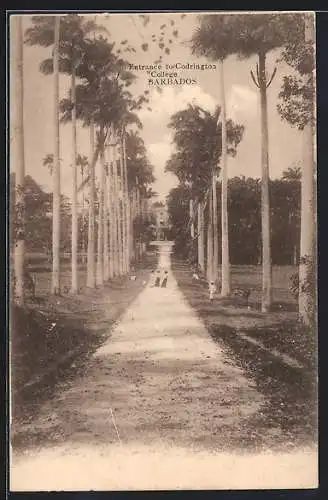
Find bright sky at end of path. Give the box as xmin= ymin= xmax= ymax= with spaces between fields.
xmin=13 ymin=13 xmax=306 ymax=203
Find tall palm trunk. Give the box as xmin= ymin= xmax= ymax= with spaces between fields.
xmin=293 ymin=244 xmax=297 ymax=266
xmin=87 ymin=122 xmax=96 ymax=288
xmin=12 ymin=16 xmax=25 ymax=305
xmin=96 ymin=142 xmax=105 ymax=286
xmin=299 ymin=127 xmax=315 ymax=323
xmin=136 ymin=183 xmax=141 ymax=259
xmin=197 ymin=200 xmax=205 ymax=273
xmin=136 ymin=188 xmax=139 ymax=257
xmin=119 ymin=138 xmax=127 ymax=273
xmin=212 ymin=171 xmax=219 ymax=281
xmin=107 ymin=146 xmax=115 ymax=279
xmin=52 ymin=16 xmax=61 ymax=295
xmin=220 ymin=59 xmax=230 ymax=296
xmin=112 ymin=141 xmax=120 ymax=275
xmin=206 ymin=187 xmax=214 ymax=282
xmin=133 ymin=182 xmax=138 ymax=260
xmin=134 ymin=187 xmax=138 ymax=258
xmin=122 ymin=132 xmax=130 ymax=273
xmin=141 ymin=195 xmax=146 ymax=254
xmin=259 ymin=51 xmax=272 ymax=312
xmin=80 ymin=166 xmax=86 ymax=264
xmin=129 ymin=191 xmax=135 ymax=262
xmin=103 ymin=159 xmax=109 ymax=281
xmin=71 ymin=63 xmax=78 ymax=293
xmin=299 ymin=14 xmax=315 ymax=325
xmin=139 ymin=187 xmax=143 ymax=256
xmin=190 ymin=199 xmax=195 ymax=238
xmin=117 ymin=155 xmax=124 ymax=275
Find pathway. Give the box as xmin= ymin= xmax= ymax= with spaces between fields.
xmin=10 ymin=242 xmax=317 ymax=490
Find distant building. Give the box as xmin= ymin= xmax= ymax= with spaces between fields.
xmin=151 ymin=202 xmax=171 ymax=241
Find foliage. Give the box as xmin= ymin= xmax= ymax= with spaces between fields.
xmin=125 ymin=130 xmax=155 ymax=191
xmin=282 ymin=165 xmax=301 ymax=181
xmin=191 ymin=13 xmax=310 ymax=130
xmin=167 ymin=174 xmax=302 ymax=265
xmin=226 ymin=177 xmax=261 ymax=265
xmin=166 ymin=104 xmax=244 ymax=200
xmin=167 ymin=184 xmax=192 ymax=258
xmin=133 ymin=214 xmax=156 ymax=243
xmin=59 ymin=35 xmax=139 ymax=131
xmin=227 ymin=176 xmax=301 ymax=265
xmin=190 ymin=13 xmax=303 ymax=62
xmin=277 ymin=14 xmax=315 ymax=130
xmin=25 ymin=16 xmax=148 ymax=138
xmin=10 ymin=174 xmax=71 ymax=254
xmin=25 ymin=14 xmax=108 ymax=69
xmin=269 ymin=178 xmax=301 ymax=265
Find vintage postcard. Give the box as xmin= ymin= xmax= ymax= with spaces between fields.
xmin=9 ymin=11 xmax=317 ymax=491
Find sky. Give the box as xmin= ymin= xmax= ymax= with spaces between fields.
xmin=10 ymin=12 xmax=306 ymax=203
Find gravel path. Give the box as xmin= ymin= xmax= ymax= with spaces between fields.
xmin=10 ymin=243 xmax=317 ymax=491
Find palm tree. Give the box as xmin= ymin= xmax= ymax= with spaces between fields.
xmin=189 ymin=199 xmax=195 ymax=239
xmin=71 ymin=52 xmax=78 ymax=292
xmin=191 ymin=12 xmax=301 ymax=312
xmin=62 ymin=47 xmax=133 ymax=285
xmin=212 ymin=166 xmax=219 ymax=282
xmin=129 ymin=187 xmax=136 ymax=261
xmin=25 ymin=15 xmax=108 ymax=293
xmin=117 ymin=138 xmax=124 ymax=274
xmin=299 ymin=15 xmax=315 ymax=325
xmin=43 ymin=153 xmax=55 ymax=175
xmin=72 ymin=20 xmax=107 ymax=292
xmin=113 ymin=138 xmax=121 ymax=274
xmin=277 ymin=13 xmax=315 ymax=324
xmin=122 ymin=131 xmax=130 ymax=272
xmin=197 ymin=200 xmax=205 ymax=273
xmin=115 ymin=109 xmax=143 ymax=271
xmin=76 ymin=154 xmax=89 ymax=263
xmin=52 ymin=16 xmax=61 ymax=295
xmin=103 ymin=157 xmax=110 ymax=281
xmin=119 ymin=135 xmax=128 ymax=272
xmin=12 ymin=16 xmax=25 ymax=305
xmin=125 ymin=128 xmax=156 ymax=262
xmin=206 ymin=185 xmax=214 ymax=282
xmin=282 ymin=165 xmax=302 ymax=181
xmin=219 ymin=59 xmax=230 ymax=296
xmin=106 ymin=141 xmax=115 ymax=279
xmin=87 ymin=122 xmax=96 ymax=287
xmin=166 ymin=103 xmax=243 ymax=283
xmin=96 ymin=137 xmax=105 ymax=286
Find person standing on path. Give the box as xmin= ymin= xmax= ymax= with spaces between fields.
xmin=161 ymin=270 xmax=168 ymax=288
xmin=209 ymin=281 xmax=216 ymax=302
xmin=154 ymin=269 xmax=161 ymax=287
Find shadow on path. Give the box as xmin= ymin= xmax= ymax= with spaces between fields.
xmin=171 ymin=257 xmax=317 ymax=451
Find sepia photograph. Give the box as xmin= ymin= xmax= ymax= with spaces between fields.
xmin=9 ymin=11 xmax=317 ymax=491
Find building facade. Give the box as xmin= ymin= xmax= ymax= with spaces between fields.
xmin=151 ymin=202 xmax=170 ymax=241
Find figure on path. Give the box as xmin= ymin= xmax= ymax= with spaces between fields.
xmin=209 ymin=281 xmax=216 ymax=302
xmin=161 ymin=271 xmax=168 ymax=288
xmin=154 ymin=269 xmax=161 ymax=287
xmin=149 ymin=270 xmax=156 ymax=287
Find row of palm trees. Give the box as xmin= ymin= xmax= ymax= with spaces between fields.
xmin=11 ymin=13 xmax=316 ymax=326
xmin=11 ymin=14 xmax=154 ymax=304
xmin=188 ymin=13 xmax=315 ymax=324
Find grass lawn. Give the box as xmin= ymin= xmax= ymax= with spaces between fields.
xmin=10 ymin=250 xmax=158 ymax=421
xmin=172 ymin=259 xmax=316 ymax=370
